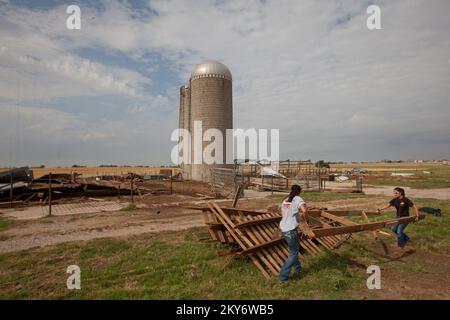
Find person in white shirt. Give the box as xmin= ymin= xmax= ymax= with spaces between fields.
xmin=279 ymin=184 xmax=308 ymax=284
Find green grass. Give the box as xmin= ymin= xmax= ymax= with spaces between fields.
xmin=0 ymin=227 xmax=372 ymax=299
xmin=0 ymin=194 xmax=448 ymax=300
xmin=120 ymin=204 xmax=137 ymax=212
xmin=0 ymin=218 xmax=9 ymax=231
xmin=364 ymin=166 xmax=450 ymax=189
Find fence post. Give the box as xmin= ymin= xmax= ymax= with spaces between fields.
xmin=48 ymin=173 xmax=52 ymax=216
xmin=9 ymin=170 xmax=13 ymax=209
xmin=271 ymin=175 xmax=274 ymax=195
xmin=130 ymin=174 xmax=134 ymax=204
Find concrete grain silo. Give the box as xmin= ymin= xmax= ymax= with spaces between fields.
xmin=179 ymin=85 xmax=191 ymax=179
xmin=179 ymin=60 xmax=233 ymax=182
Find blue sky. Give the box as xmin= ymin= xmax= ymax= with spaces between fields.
xmin=0 ymin=0 xmax=449 ymax=167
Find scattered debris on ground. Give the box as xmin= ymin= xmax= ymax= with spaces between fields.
xmin=0 ymin=167 xmax=185 ymax=207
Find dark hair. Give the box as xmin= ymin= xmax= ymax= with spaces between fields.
xmin=394 ymin=187 xmax=405 ymax=197
xmin=286 ymin=184 xmax=302 ymax=203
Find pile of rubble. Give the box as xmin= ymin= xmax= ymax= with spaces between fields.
xmin=0 ymin=167 xmax=171 ymax=207
xmin=193 ymin=203 xmax=425 ymax=279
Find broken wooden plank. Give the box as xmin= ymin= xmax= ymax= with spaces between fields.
xmin=234 ymin=216 xmax=281 ymax=229
xmin=209 ymin=203 xmax=276 ymax=278
xmin=232 ymin=184 xmax=243 ymax=208
xmin=312 ymin=214 xmax=425 ymax=238
xmin=322 ymin=210 xmax=380 ymax=217
xmin=237 ymin=238 xmax=285 ymax=256
xmin=321 ymin=211 xmax=360 ymax=226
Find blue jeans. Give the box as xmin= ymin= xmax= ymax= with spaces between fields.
xmin=391 ymin=223 xmax=410 ymax=247
xmin=279 ymin=229 xmax=302 ymax=282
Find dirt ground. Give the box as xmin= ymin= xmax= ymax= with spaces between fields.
xmin=349 ymin=235 xmax=450 ymax=299
xmin=0 ymin=194 xmax=209 ymax=253
xmin=0 ymin=194 xmax=387 ymax=254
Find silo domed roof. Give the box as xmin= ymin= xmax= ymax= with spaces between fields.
xmin=190 ymin=60 xmax=232 ymax=81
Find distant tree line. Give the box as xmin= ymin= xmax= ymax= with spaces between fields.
xmin=315 ymin=160 xmax=330 ymax=168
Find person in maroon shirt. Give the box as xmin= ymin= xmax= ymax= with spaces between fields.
xmin=377 ymin=187 xmax=419 ymax=248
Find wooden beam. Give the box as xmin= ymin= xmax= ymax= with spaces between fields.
xmin=237 ymin=237 xmax=284 ymax=257
xmin=205 ymin=222 xmax=227 ymax=229
xmin=324 ymin=210 xmax=380 ymax=217
xmin=361 ymin=210 xmax=377 ymax=239
xmin=221 ymin=207 xmax=269 ymax=216
xmin=234 ymin=216 xmax=281 ymax=229
xmin=232 ymin=184 xmax=243 ymax=208
xmin=208 ymin=203 xmax=273 ymax=278
xmin=362 ymin=210 xmax=389 ymax=254
xmin=312 ymin=214 xmax=425 ymax=238
xmin=321 ymin=211 xmax=359 ymax=226
xmin=189 ymin=206 xmax=379 ymax=218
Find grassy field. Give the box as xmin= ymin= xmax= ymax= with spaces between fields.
xmin=0 ymin=193 xmax=448 ymax=299
xmin=0 ymin=228 xmax=371 ymax=299
xmin=361 ymin=165 xmax=450 ymax=189
xmin=268 ymin=191 xmax=372 ymax=202
xmin=330 ymin=162 xmax=446 ymax=171
xmin=0 ymin=166 xmax=181 ymax=179
xmin=2 ymin=163 xmax=448 ymax=187
xmin=0 ymin=218 xmax=9 ymax=232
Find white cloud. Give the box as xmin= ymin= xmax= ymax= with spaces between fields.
xmin=0 ymin=0 xmax=449 ymax=164
xmin=0 ymin=3 xmax=152 ymax=101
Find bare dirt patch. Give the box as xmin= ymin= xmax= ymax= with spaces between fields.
xmin=350 ymin=234 xmax=450 ymax=300
xmin=0 ymin=194 xmax=381 ymax=254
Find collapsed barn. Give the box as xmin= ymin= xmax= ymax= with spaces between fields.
xmin=0 ymin=167 xmax=177 ymax=207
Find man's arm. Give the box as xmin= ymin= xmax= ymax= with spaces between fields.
xmin=300 ymin=204 xmax=308 ymax=220
xmin=298 ymin=204 xmax=314 ymax=238
xmin=377 ymin=204 xmax=391 ymax=213
xmin=412 ymin=204 xmax=420 ymax=221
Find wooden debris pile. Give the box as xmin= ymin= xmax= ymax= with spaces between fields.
xmin=194 ymin=203 xmax=425 ymax=279
xmin=0 ymin=167 xmax=170 ymax=205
